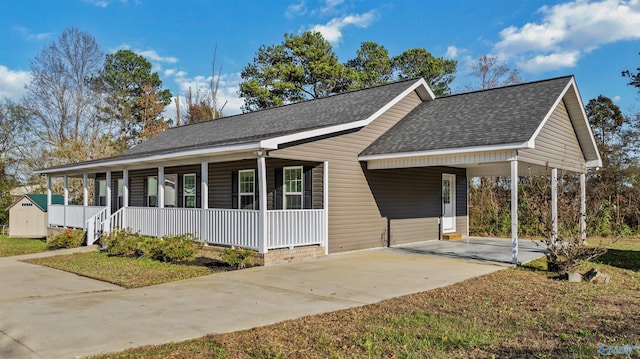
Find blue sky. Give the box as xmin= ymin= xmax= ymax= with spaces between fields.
xmin=1 ymin=0 xmax=639 ymax=118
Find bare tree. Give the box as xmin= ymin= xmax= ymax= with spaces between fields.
xmin=466 ymin=54 xmax=521 ymax=91
xmin=24 ymin=27 xmax=103 ymax=145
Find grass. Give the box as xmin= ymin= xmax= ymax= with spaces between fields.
xmin=24 ymin=251 xmax=225 ymax=288
xmin=0 ymin=235 xmax=49 ymax=257
xmin=90 ymin=237 xmax=640 ymax=359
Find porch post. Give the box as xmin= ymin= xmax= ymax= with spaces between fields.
xmin=200 ymin=161 xmax=208 ymax=244
xmin=123 ymin=169 xmax=129 ymax=207
xmin=323 ymin=161 xmax=329 ymax=255
xmin=201 ymin=162 xmax=208 ymax=209
xmin=105 ymin=171 xmax=112 ymax=232
xmin=580 ymin=173 xmax=587 ymax=243
xmin=551 ymin=168 xmax=558 ymax=243
xmin=158 ymin=166 xmax=165 ymax=209
xmin=63 ymin=175 xmax=69 ymax=227
xmin=510 ymin=159 xmax=519 ymax=264
xmin=47 ymin=176 xmax=52 ymax=225
xmin=257 ymin=153 xmax=268 ymax=254
xmin=83 ymin=173 xmax=88 ymax=207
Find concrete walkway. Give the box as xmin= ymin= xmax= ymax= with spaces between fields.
xmin=0 ymin=241 xmax=542 ymax=359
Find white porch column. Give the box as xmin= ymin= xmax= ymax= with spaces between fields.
xmin=158 ymin=166 xmax=165 ymax=209
xmin=510 ymin=159 xmax=519 ymax=265
xmin=201 ymin=162 xmax=209 ymax=209
xmin=580 ymin=173 xmax=587 ymax=243
xmin=200 ymin=161 xmax=209 ymax=244
xmin=257 ymin=153 xmax=268 ymax=254
xmin=323 ymin=161 xmax=329 ymax=255
xmin=47 ymin=176 xmax=52 ymax=225
xmin=123 ymin=169 xmax=129 ymax=208
xmin=551 ymin=168 xmax=558 ymax=243
xmin=105 ymin=171 xmax=112 ymax=233
xmin=106 ymin=171 xmax=112 ymax=214
xmin=83 ymin=173 xmax=88 ymax=207
xmin=63 ymin=175 xmax=69 ymax=205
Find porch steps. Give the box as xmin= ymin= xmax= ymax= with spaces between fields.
xmin=442 ymin=233 xmax=462 ymax=240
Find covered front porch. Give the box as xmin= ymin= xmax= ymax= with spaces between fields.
xmin=42 ymin=150 xmax=329 ymax=255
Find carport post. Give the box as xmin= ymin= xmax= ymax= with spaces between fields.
xmin=551 ymin=168 xmax=558 ymax=243
xmin=580 ymin=173 xmax=587 ymax=243
xmin=510 ymin=159 xmax=519 ymax=264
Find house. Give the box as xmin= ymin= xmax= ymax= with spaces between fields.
xmin=7 ymin=194 xmax=64 ymax=238
xmin=36 ymin=76 xmax=601 ymax=264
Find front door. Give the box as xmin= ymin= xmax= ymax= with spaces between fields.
xmin=442 ymin=174 xmax=456 ymax=233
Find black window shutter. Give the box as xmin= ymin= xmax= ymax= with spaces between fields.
xmin=274 ymin=168 xmax=283 ymax=210
xmin=196 ymin=173 xmax=201 ymax=208
xmin=231 ymin=171 xmax=238 ymax=209
xmin=177 ymin=175 xmax=183 ymax=208
xmin=143 ymin=177 xmax=148 ymax=207
xmin=255 ymin=171 xmax=260 ymax=210
xmin=303 ymin=166 xmax=313 ymax=209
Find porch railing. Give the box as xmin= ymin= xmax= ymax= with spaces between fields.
xmin=103 ymin=206 xmax=325 ymax=252
xmin=48 ymin=205 xmax=106 ymax=229
xmin=86 ymin=207 xmax=110 ymax=245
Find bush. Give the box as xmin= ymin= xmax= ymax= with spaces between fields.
xmin=220 ymin=247 xmax=253 ymax=269
xmin=47 ymin=228 xmax=86 ymax=249
xmin=102 ymin=230 xmax=202 ymax=264
xmin=159 ymin=234 xmax=203 ymax=263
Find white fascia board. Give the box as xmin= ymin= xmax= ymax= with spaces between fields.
xmin=567 ymin=78 xmax=603 ymax=165
xmin=36 ymin=142 xmax=261 ymax=175
xmin=586 ymin=159 xmax=602 ymax=168
xmin=260 ymin=79 xmax=433 ymax=149
xmin=529 ymin=79 xmax=573 ymax=143
xmin=358 ymin=141 xmax=532 ymax=161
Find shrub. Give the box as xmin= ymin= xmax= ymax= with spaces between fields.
xmin=138 ymin=236 xmax=164 ymax=260
xmin=220 ymin=247 xmax=253 ymax=269
xmin=159 ymin=234 xmax=203 ymax=263
xmin=102 ymin=229 xmax=145 ymax=257
xmin=47 ymin=228 xmax=85 ymax=249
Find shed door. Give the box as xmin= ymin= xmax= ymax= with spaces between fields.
xmin=442 ymin=174 xmax=456 ymax=233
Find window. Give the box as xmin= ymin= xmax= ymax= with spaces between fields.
xmin=117 ymin=179 xmax=124 ymax=208
xmin=165 ymin=174 xmax=177 ymax=207
xmin=284 ymin=166 xmax=303 ymax=209
xmin=239 ymin=170 xmax=255 ymax=209
xmin=98 ymin=179 xmax=107 ymax=206
xmin=183 ymin=173 xmax=196 ymax=208
xmin=147 ymin=177 xmax=158 ymax=207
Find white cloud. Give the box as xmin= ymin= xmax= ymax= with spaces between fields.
xmin=81 ymin=0 xmax=129 ymax=7
xmin=493 ymin=0 xmax=640 ymax=72
xmin=612 ymin=95 xmax=622 ymax=102
xmin=114 ymin=44 xmax=178 ymax=64
xmin=444 ymin=46 xmax=459 ymax=59
xmin=0 ymin=65 xmax=31 ymax=101
xmin=309 ymin=10 xmax=377 ymax=44
xmin=285 ymin=1 xmax=306 ymax=18
xmin=13 ymin=26 xmax=55 ymax=41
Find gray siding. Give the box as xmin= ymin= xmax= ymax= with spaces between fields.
xmin=519 ymin=100 xmax=586 ymax=173
xmin=270 ymin=91 xmax=430 ymax=252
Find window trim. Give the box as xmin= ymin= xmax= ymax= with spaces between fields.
xmin=238 ymin=169 xmax=255 ymax=209
xmin=98 ymin=179 xmax=107 ymax=206
xmin=117 ymin=178 xmax=124 ymax=209
xmin=164 ymin=174 xmax=178 ymax=208
xmin=283 ymin=166 xmax=303 ymax=210
xmin=147 ymin=176 xmax=158 ymax=207
xmin=183 ymin=173 xmax=197 ymax=208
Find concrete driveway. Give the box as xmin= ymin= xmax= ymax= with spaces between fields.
xmin=0 ymin=240 xmax=544 ymax=359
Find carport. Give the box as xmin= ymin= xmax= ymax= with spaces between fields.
xmin=360 ymin=76 xmax=602 ymax=264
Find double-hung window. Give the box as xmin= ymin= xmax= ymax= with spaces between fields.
xmin=117 ymin=179 xmax=124 ymax=208
xmin=147 ymin=177 xmax=158 ymax=207
xmin=98 ymin=179 xmax=107 ymax=206
xmin=283 ymin=166 xmax=303 ymax=209
xmin=238 ymin=169 xmax=255 ymax=209
xmin=183 ymin=173 xmax=196 ymax=208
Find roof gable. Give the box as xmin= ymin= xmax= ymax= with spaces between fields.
xmin=361 ymin=76 xmax=573 ymax=156
xmin=8 ymin=194 xmax=64 ymax=212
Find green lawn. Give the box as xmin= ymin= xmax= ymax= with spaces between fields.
xmin=90 ymin=238 xmax=640 ymax=359
xmin=0 ymin=235 xmax=49 ymax=257
xmin=24 ymin=251 xmax=227 ymax=288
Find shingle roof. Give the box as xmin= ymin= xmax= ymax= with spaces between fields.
xmin=13 ymin=194 xmax=64 ymax=212
xmin=361 ymin=76 xmax=572 ymax=156
xmin=119 ymin=78 xmax=422 ymax=159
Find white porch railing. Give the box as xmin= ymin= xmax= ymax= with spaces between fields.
xmin=48 ymin=205 xmax=106 ymax=229
xmin=267 ymin=209 xmax=325 ymax=249
xmin=86 ymin=207 xmax=110 ymax=245
xmin=103 ymin=207 xmax=325 ymax=252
